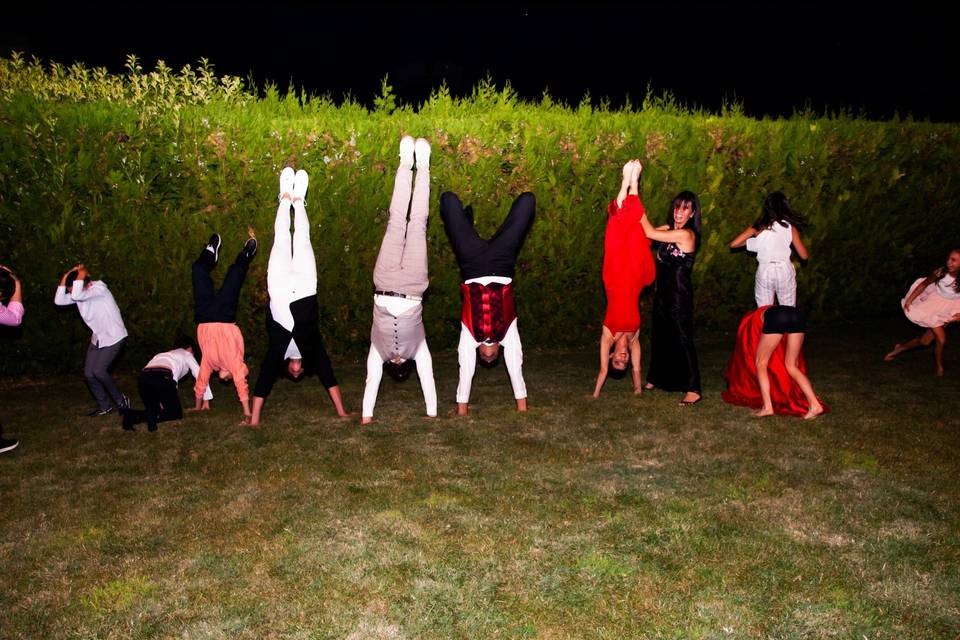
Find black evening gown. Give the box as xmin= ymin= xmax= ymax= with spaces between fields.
xmin=646 ymin=241 xmax=701 ymax=393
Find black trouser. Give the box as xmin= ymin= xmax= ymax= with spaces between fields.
xmin=125 ymin=368 xmax=182 ymax=431
xmin=440 ymin=191 xmax=535 ymax=280
xmin=192 ymin=246 xmax=252 ymax=324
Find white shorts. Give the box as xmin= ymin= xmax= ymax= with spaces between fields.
xmin=755 ymin=262 xmax=796 ymax=307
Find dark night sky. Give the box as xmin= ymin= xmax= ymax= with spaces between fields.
xmin=2 ymin=4 xmax=956 ymax=121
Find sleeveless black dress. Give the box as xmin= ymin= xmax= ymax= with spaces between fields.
xmin=646 ymin=241 xmax=701 ymax=393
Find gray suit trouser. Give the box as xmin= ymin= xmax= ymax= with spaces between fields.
xmin=373 ymin=163 xmax=430 ymax=296
xmin=84 ymin=338 xmax=126 ymax=410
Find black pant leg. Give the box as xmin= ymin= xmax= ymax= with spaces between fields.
xmin=155 ymin=377 xmax=183 ymax=423
xmin=213 ymin=253 xmax=250 ymax=323
xmin=139 ymin=370 xmax=183 ymax=430
xmin=486 ymin=192 xmax=536 ymax=276
xmin=192 ymin=255 xmax=217 ymax=324
xmin=440 ymin=191 xmax=487 ymax=271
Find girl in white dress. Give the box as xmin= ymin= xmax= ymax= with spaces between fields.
xmin=885 ymin=249 xmax=960 ymax=376
xmin=729 ymin=192 xmax=809 ymax=306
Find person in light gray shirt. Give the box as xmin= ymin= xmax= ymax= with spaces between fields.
xmin=54 ymin=263 xmax=129 ymax=416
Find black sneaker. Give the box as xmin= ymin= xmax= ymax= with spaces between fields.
xmin=206 ymin=233 xmax=222 ymax=263
xmin=0 ymin=437 xmax=18 ymax=453
xmin=87 ymin=406 xmax=114 ymax=417
xmin=242 ymin=237 xmax=258 ymax=260
xmin=119 ymin=394 xmax=131 ymax=410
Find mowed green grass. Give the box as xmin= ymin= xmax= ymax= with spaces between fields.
xmin=1 ymin=319 xmax=958 ymax=639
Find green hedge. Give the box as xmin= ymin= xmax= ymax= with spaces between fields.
xmin=1 ymin=54 xmax=958 ymax=373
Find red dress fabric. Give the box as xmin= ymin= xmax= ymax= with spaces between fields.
xmin=721 ymin=306 xmax=829 ymax=417
xmin=602 ymin=195 xmax=656 ymax=333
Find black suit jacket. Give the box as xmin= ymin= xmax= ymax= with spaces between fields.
xmin=253 ymin=295 xmax=337 ymax=398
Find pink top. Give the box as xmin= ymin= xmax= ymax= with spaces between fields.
xmin=195 ymin=323 xmax=249 ymax=402
xmin=0 ymin=301 xmax=24 ymax=327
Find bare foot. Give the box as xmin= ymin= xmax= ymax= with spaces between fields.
xmin=803 ymin=404 xmax=824 ymax=420
xmin=622 ymin=160 xmax=633 ymax=182
xmin=753 ymin=408 xmax=774 ymax=418
xmin=883 ymin=345 xmax=902 ymax=361
xmin=936 ymin=367 xmax=945 ymax=377
xmin=361 ymin=417 xmax=373 ymax=425
xmin=630 ymin=158 xmax=642 ymax=184
xmin=643 ymin=382 xmax=655 ymax=391
xmin=680 ymin=391 xmax=701 ymax=404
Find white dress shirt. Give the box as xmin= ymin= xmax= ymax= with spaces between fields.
xmin=145 ymin=348 xmax=213 ymax=400
xmin=362 ymin=338 xmax=437 ymax=419
xmin=54 ymin=280 xmax=128 ymax=347
xmin=456 ymin=276 xmax=526 ymax=404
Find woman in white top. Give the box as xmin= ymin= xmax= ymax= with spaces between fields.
xmin=729 ymin=192 xmax=809 ymax=307
xmin=121 ymin=336 xmax=213 ymax=431
xmin=885 ymin=249 xmax=960 ymax=376
xmin=54 ymin=264 xmax=129 ymax=416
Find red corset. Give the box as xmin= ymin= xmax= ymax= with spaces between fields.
xmin=461 ymin=282 xmax=517 ymax=343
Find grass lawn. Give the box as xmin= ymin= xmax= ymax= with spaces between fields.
xmin=1 ymin=319 xmax=958 ymax=639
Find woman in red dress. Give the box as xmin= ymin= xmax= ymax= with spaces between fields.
xmin=593 ymin=161 xmax=656 ymax=397
xmin=722 ymin=305 xmax=827 ymax=419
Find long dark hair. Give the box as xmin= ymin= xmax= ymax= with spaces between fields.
xmin=0 ymin=267 xmax=14 ymax=305
xmin=934 ymin=249 xmax=960 ymax=293
xmin=666 ymin=190 xmax=702 ymax=249
xmin=384 ymin=359 xmax=416 ymax=381
xmin=752 ymin=192 xmax=807 ymax=231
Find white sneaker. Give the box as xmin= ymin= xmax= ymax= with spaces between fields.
xmin=399 ymin=136 xmax=415 ymax=167
xmin=414 ymin=138 xmax=431 ymax=169
xmin=293 ymin=169 xmax=309 ymax=200
xmin=279 ymin=167 xmax=295 ymax=202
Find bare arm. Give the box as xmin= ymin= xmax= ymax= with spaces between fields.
xmin=326 ymin=385 xmax=348 ymax=417
xmin=904 ymin=275 xmax=937 ymax=310
xmin=9 ymin=270 xmax=22 ymax=304
xmin=593 ymin=328 xmax=614 ymax=398
xmin=791 ymin=226 xmax=809 ymax=260
xmin=640 ymin=214 xmax=696 ymax=247
xmin=629 ymin=333 xmax=642 ymax=393
xmin=729 ymin=225 xmax=757 ymax=248
xmin=248 ymin=396 xmax=264 ymax=426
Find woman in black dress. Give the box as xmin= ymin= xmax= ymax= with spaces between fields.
xmin=635 ymin=161 xmax=702 ymax=405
